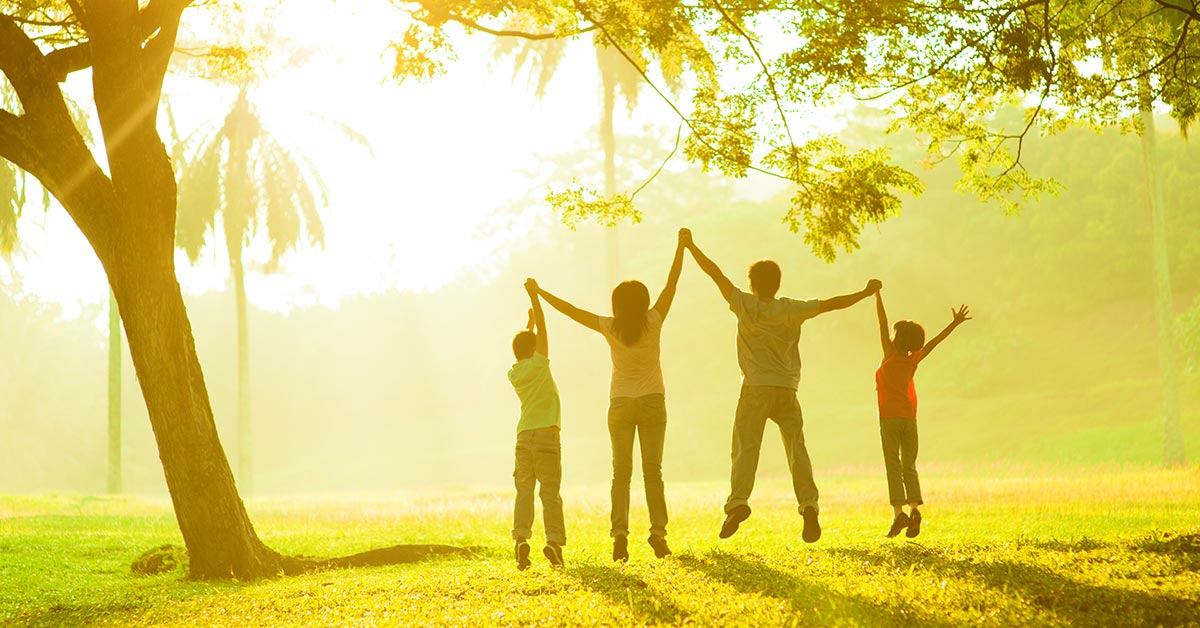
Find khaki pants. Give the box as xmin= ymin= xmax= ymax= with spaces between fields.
xmin=724 ymin=385 xmax=819 ymax=514
xmin=880 ymin=418 xmax=922 ymax=506
xmin=608 ymin=393 xmax=669 ymax=538
xmin=512 ymin=427 xmax=566 ymax=545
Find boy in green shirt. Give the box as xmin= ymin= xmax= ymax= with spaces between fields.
xmin=507 ymin=278 xmax=565 ymax=570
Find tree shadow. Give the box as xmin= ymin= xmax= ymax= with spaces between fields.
xmin=1133 ymin=530 xmax=1200 ymax=571
xmin=566 ymin=563 xmax=687 ymax=625
xmin=1012 ymin=531 xmax=1200 ymax=573
xmin=838 ymin=544 xmax=1200 ymax=626
xmin=675 ymin=550 xmax=960 ymax=627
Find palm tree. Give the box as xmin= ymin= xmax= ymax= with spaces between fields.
xmin=1137 ymin=81 xmax=1186 ymax=466
xmin=175 ymin=84 xmax=331 ymax=494
xmin=495 ymin=34 xmax=642 ymax=287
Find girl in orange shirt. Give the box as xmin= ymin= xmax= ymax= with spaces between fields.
xmin=875 ymin=290 xmax=970 ymax=538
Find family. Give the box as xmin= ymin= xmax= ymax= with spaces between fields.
xmin=506 ymin=228 xmax=971 ymax=570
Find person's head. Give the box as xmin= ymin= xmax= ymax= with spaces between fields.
xmin=748 ymin=259 xmax=782 ymax=299
xmin=512 ymin=330 xmax=536 ymax=360
xmin=611 ymin=280 xmax=651 ymax=346
xmin=892 ymin=320 xmax=926 ymax=355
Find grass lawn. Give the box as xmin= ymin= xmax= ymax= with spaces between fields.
xmin=2 ymin=465 xmax=1198 ymax=627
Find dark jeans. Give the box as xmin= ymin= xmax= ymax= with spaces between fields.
xmin=725 ymin=385 xmax=819 ymax=514
xmin=512 ymin=427 xmax=566 ymax=545
xmin=880 ymin=418 xmax=922 ymax=506
xmin=608 ymin=393 xmax=668 ymax=538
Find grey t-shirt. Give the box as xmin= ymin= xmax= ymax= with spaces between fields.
xmin=729 ymin=288 xmax=821 ymax=390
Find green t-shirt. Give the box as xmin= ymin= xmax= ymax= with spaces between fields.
xmin=508 ymin=352 xmax=562 ymax=433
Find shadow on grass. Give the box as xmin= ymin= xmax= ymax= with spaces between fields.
xmin=840 ymin=544 xmax=1200 ymax=627
xmin=1134 ymin=531 xmax=1200 ymax=571
xmin=4 ymin=580 xmax=238 ymax=628
xmin=566 ymin=563 xmax=686 ymax=624
xmin=676 ymin=551 xmax=959 ymax=627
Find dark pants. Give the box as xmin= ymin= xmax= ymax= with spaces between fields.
xmin=608 ymin=394 xmax=668 ymax=538
xmin=880 ymin=418 xmax=922 ymax=506
xmin=725 ymin=385 xmax=819 ymax=514
xmin=512 ymin=427 xmax=566 ymax=545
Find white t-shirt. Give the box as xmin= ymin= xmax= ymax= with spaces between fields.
xmin=599 ymin=308 xmax=665 ymax=400
xmin=729 ymin=288 xmax=820 ymax=390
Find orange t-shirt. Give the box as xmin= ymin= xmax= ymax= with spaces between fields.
xmin=875 ymin=349 xmax=921 ymax=420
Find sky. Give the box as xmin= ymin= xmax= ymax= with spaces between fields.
xmin=1 ymin=0 xmax=853 ymax=320
xmin=0 ymin=1 xmax=684 ymax=317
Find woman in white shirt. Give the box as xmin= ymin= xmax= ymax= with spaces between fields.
xmin=529 ymin=229 xmax=688 ymax=562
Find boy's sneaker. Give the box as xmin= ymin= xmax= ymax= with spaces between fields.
xmin=719 ymin=505 xmax=751 ymax=539
xmin=648 ymin=534 xmax=671 ymax=558
xmin=801 ymin=506 xmax=822 ymax=543
xmin=886 ymin=512 xmax=911 ymax=538
xmin=515 ymin=541 xmax=531 ymax=571
xmin=543 ymin=542 xmax=564 ymax=568
xmin=612 ymin=536 xmax=629 ymax=562
xmin=906 ymin=509 xmax=922 ymax=538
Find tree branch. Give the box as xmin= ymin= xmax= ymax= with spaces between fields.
xmin=0 ymin=109 xmax=38 ymax=174
xmin=441 ymin=13 xmax=599 ymax=40
xmin=707 ymin=1 xmax=801 ymax=177
xmin=45 ymin=43 xmax=91 ymax=81
xmin=1152 ymin=0 xmax=1200 ymax=21
xmin=572 ymin=1 xmax=793 ymax=184
xmin=29 ymin=0 xmax=188 ymax=82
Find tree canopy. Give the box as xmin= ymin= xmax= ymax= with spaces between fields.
xmin=393 ymin=0 xmax=1198 ymax=259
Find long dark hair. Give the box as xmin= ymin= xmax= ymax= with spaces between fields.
xmin=611 ymin=281 xmax=650 ymax=346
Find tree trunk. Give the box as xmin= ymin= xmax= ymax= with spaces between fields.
xmin=111 ymin=257 xmax=283 ymax=578
xmin=107 ymin=290 xmax=122 ymax=494
xmin=600 ymin=55 xmax=619 ymax=289
xmin=226 ymin=87 xmax=254 ymax=493
xmin=232 ymin=253 xmax=252 ymax=493
xmin=1138 ymin=93 xmax=1187 ymax=466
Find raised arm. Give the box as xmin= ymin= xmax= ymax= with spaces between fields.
xmin=919 ymin=304 xmax=971 ymax=361
xmin=533 ymin=281 xmax=604 ymax=333
xmin=653 ymin=229 xmax=688 ymax=319
xmin=683 ymin=230 xmax=735 ymax=303
xmin=875 ymin=290 xmax=892 ymax=356
xmin=524 ymin=279 xmax=549 ymax=357
xmin=816 ymin=279 xmax=882 ymax=315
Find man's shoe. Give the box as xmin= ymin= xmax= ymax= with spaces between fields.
xmin=886 ymin=512 xmax=911 ymax=538
xmin=801 ymin=506 xmax=822 ymax=543
xmin=612 ymin=536 xmax=629 ymax=562
xmin=719 ymin=505 xmax=752 ymax=539
xmin=543 ymin=543 xmax=564 ymax=568
xmin=648 ymin=534 xmax=671 ymax=558
xmin=906 ymin=509 xmax=922 ymax=538
xmin=515 ymin=541 xmax=531 ymax=571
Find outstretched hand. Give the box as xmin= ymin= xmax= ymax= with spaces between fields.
xmin=866 ymin=279 xmax=883 ymax=294
xmin=678 ymin=227 xmax=693 ymax=248
xmin=952 ymin=304 xmax=972 ymax=324
xmin=524 ymin=278 xmax=539 ymax=296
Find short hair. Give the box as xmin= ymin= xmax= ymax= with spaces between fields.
xmin=892 ymin=320 xmax=926 ymax=354
xmin=512 ymin=330 xmax=536 ymax=360
xmin=748 ymin=259 xmax=781 ymax=297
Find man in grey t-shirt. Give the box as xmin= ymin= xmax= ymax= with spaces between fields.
xmin=683 ymin=229 xmax=881 ymax=543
